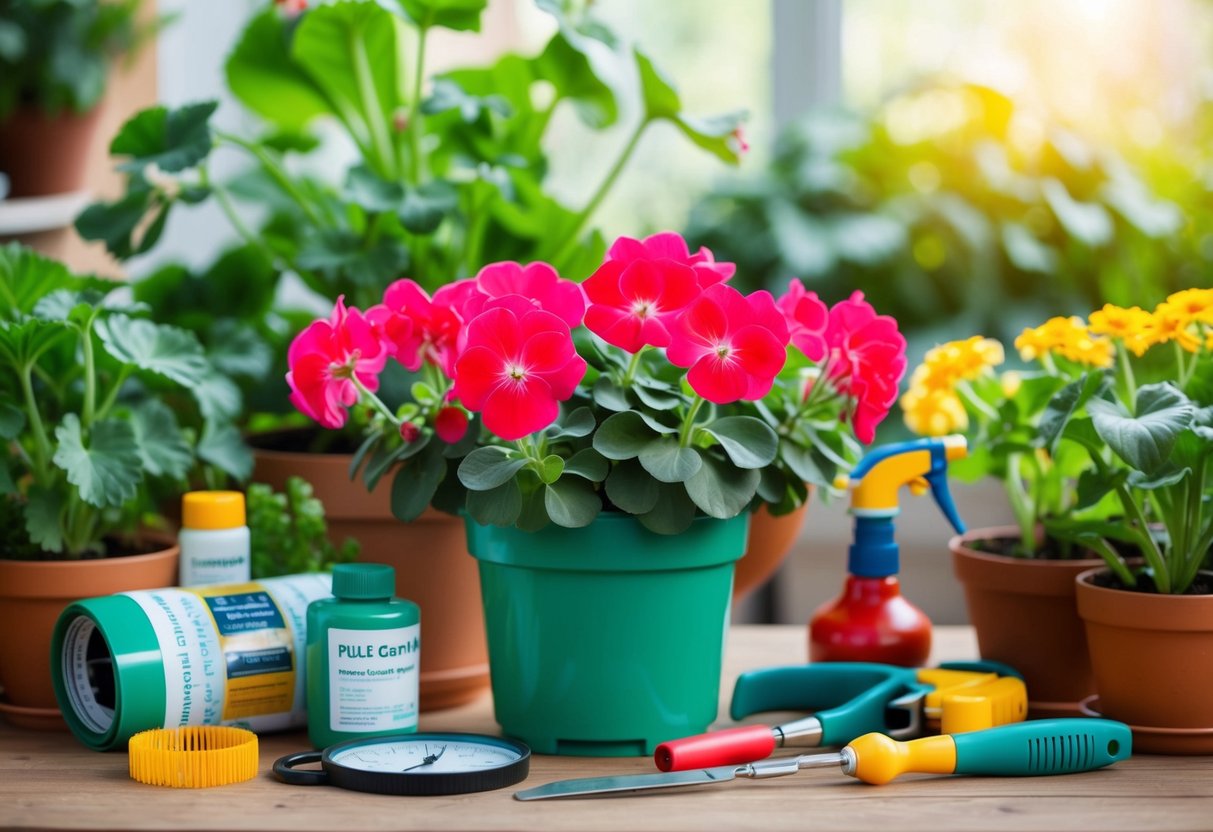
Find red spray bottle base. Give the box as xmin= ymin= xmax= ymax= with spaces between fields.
xmin=809 ymin=574 xmax=932 ymax=667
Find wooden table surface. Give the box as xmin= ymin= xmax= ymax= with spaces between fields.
xmin=2 ymin=625 xmax=1210 ymax=832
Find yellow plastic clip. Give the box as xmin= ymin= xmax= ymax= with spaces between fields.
xmin=915 ymin=668 xmax=1028 ymax=735
xmin=128 ymin=726 xmax=259 ymax=788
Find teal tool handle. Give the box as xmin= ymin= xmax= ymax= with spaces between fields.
xmin=953 ymin=719 xmax=1131 ymax=776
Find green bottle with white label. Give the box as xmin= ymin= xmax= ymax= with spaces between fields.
xmin=306 ymin=563 xmax=421 ymax=749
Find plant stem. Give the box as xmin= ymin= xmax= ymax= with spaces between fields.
xmin=213 ymin=133 xmax=325 ymax=226
xmin=1004 ymin=453 xmax=1036 ymax=556
xmin=351 ymin=375 xmax=400 ymax=425
xmin=678 ymin=395 xmax=707 ymax=449
xmin=1116 ymin=342 xmax=1137 ymax=405
xmin=95 ymin=367 xmax=132 ymax=422
xmin=956 ymin=379 xmax=1000 ymax=422
xmin=1082 ymin=535 xmax=1138 ymax=588
xmin=351 ymin=32 xmax=398 ymax=180
xmin=20 ymin=364 xmax=52 ymax=482
xmin=621 ymin=348 xmax=646 ymax=386
xmin=81 ymin=323 xmax=96 ymax=429
xmin=407 ymin=26 xmax=428 ymax=185
xmin=547 ymin=118 xmax=650 ymax=268
xmin=1114 ymin=481 xmax=1169 ymax=592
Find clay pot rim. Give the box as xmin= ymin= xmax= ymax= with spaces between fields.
xmin=951 ymin=525 xmax=1104 ymax=597
xmin=0 ymin=536 xmax=179 ymax=599
xmin=949 ymin=525 xmax=1106 ymax=565
xmin=1076 ymin=565 xmax=1213 ymax=631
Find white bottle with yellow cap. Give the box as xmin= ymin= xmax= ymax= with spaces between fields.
xmin=179 ymin=491 xmax=251 ymax=587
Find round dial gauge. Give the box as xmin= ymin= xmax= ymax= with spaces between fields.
xmin=274 ymin=733 xmax=531 ymax=796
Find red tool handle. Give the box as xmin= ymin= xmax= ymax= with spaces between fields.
xmin=653 ymin=725 xmax=776 ymax=772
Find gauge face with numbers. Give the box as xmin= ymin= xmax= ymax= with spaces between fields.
xmin=274 ymin=732 xmax=531 ymax=796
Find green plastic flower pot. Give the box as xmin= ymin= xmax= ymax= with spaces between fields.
xmin=465 ymin=512 xmax=748 ymax=757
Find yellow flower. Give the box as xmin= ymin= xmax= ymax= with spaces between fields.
xmin=1149 ymin=300 xmax=1205 ymax=354
xmin=1164 ymin=288 xmax=1213 ymax=324
xmin=900 ymin=386 xmax=969 ymax=436
xmin=1088 ymin=304 xmax=1154 ymax=357
xmin=919 ymin=336 xmax=1005 ymax=386
xmin=1015 ymin=316 xmax=1114 ymax=368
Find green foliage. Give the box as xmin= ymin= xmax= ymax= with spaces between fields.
xmin=0 ymin=243 xmax=249 ymax=559
xmin=686 ymin=84 xmax=1187 ymax=350
xmin=248 ymin=477 xmax=358 ymax=578
xmin=0 ymin=0 xmax=157 ymax=118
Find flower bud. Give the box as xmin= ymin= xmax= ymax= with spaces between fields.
xmin=399 ymin=422 xmax=421 ymax=443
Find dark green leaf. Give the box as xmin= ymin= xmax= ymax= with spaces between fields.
xmin=111 ymin=102 xmax=218 ymax=173
xmin=592 ymin=410 xmax=655 ymax=460
xmin=592 ymin=376 xmax=631 ymax=411
xmin=0 ymin=401 xmax=25 ymax=439
xmin=96 ymin=314 xmax=209 ymax=387
xmin=1040 ymin=373 xmax=1107 ymax=453
xmin=1075 ymin=468 xmax=1121 ymax=510
xmin=704 ymin=416 xmax=778 ymax=469
xmin=638 ymin=482 xmax=696 ymax=535
xmin=638 ymin=437 xmax=702 ymax=483
xmin=534 ymin=33 xmax=617 ymax=129
xmin=0 ymin=318 xmax=73 ymax=369
xmin=538 ymin=454 xmax=564 ymax=484
xmin=633 ymin=383 xmax=681 ymax=411
xmin=0 ymin=243 xmax=83 ymax=315
xmin=604 ymin=458 xmax=659 ymax=514
xmin=685 ymin=454 xmax=761 ymax=519
xmin=206 ymin=322 xmax=273 ymax=380
xmin=0 ymin=459 xmax=13 ymax=495
xmin=458 ymin=446 xmax=528 ymax=490
xmin=779 ymin=441 xmax=829 ymax=488
xmin=1127 ymin=467 xmax=1189 ymax=490
xmin=24 ymin=487 xmax=64 ymax=553
xmin=52 ymin=415 xmax=142 ymax=508
xmin=1088 ymin=383 xmax=1193 ymax=474
xmin=563 ymin=448 xmax=608 ymax=481
xmin=197 ymin=420 xmax=253 ymax=481
xmin=546 ymin=406 xmax=596 ymax=440
xmin=226 ymin=8 xmax=331 ymax=132
xmin=397 ymin=0 xmax=488 ymax=31
xmin=400 ymin=181 xmax=458 ymax=234
xmin=192 ymin=371 xmax=244 ymax=423
xmin=634 ymin=49 xmax=745 ymax=165
xmin=75 ymin=191 xmax=165 ymax=260
xmin=391 ymin=443 xmax=448 ymax=522
xmin=544 ymin=476 xmax=601 ymax=528
xmin=130 ymin=401 xmax=193 ymax=479
xmin=466 ymin=478 xmax=522 ymax=526
xmin=345 ymin=164 xmax=404 ymax=212
xmin=757 ymin=465 xmax=788 ymax=504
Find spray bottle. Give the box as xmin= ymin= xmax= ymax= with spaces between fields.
xmin=809 ymin=435 xmax=967 ymax=667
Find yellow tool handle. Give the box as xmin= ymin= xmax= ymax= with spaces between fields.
xmin=846 ymin=733 xmax=956 ymax=785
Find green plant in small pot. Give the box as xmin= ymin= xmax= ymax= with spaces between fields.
xmin=285 ymin=231 xmax=907 ymax=755
xmin=1038 ymin=292 xmax=1213 ymax=751
xmin=0 ymin=243 xmax=249 ymax=727
xmin=0 ymin=0 xmax=158 ymax=197
xmin=79 ymin=0 xmax=748 ymax=709
xmin=248 ymin=476 xmax=359 ymax=578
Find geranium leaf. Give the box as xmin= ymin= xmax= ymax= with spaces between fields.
xmin=544 ymin=476 xmax=601 ymax=528
xmin=24 ymin=487 xmax=64 ymax=553
xmin=458 ymin=446 xmax=528 ymax=490
xmin=638 ymin=483 xmax=695 ymax=535
xmin=563 ymin=448 xmax=608 ymax=482
xmin=0 ymin=318 xmax=73 ymax=369
xmin=345 ymin=164 xmax=404 ymax=212
xmin=592 ymin=376 xmax=631 ymax=411
xmin=1088 ymin=383 xmax=1193 ymax=474
xmin=226 ymin=8 xmax=331 ymax=132
xmin=399 ymin=181 xmax=458 ymax=234
xmin=704 ymin=416 xmax=778 ymax=469
xmin=592 ymin=411 xmax=655 ymax=460
xmin=198 ymin=420 xmax=252 ymax=481
xmin=75 ymin=191 xmax=167 ymax=260
xmin=130 ymin=401 xmax=193 ymax=479
xmin=111 ymin=102 xmax=218 ymax=173
xmin=392 ymin=443 xmax=448 ymax=522
xmin=52 ymin=415 xmax=142 ymax=508
xmin=635 ymin=49 xmax=745 ymax=165
xmin=638 ymin=437 xmax=702 ymax=483
xmin=396 ymin=0 xmax=488 ymax=31
xmin=0 ymin=401 xmax=24 ymax=439
xmin=96 ymin=314 xmax=209 ymax=387
xmin=534 ymin=32 xmax=617 ymax=129
xmin=604 ymin=458 xmax=659 ymax=514
xmin=538 ymin=454 xmax=564 ymax=484
xmin=634 ymin=383 xmax=681 ymax=411
xmin=192 ymin=371 xmax=244 ymax=423
xmin=466 ymin=478 xmax=522 ymax=527
xmin=545 ymin=406 xmax=596 ymax=440
xmin=686 ymin=454 xmax=761 ymax=519
xmin=0 ymin=243 xmax=85 ymax=315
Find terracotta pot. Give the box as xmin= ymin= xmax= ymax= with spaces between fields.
xmin=251 ymin=436 xmax=490 ymax=711
xmin=0 ymin=106 xmax=102 ymax=198
xmin=950 ymin=526 xmax=1103 ymax=716
xmin=0 ymin=540 xmax=179 ymax=730
xmin=734 ymin=501 xmax=809 ymax=602
xmin=1076 ymin=567 xmax=1213 ymax=754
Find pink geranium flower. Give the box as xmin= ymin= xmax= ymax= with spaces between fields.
xmin=605 ymin=232 xmax=735 ymax=287
xmin=824 ymin=291 xmax=907 ymax=443
xmin=451 ymin=307 xmax=587 ymax=441
xmin=434 ymin=406 xmax=470 ymax=444
xmin=776 ymin=279 xmax=829 ymax=362
xmin=469 ymin=261 xmax=586 ymax=330
xmin=286 ymin=297 xmax=386 ymax=429
xmin=666 ymin=284 xmax=790 ymax=404
xmin=369 ymin=279 xmax=463 ymax=378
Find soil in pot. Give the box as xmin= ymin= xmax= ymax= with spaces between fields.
xmin=0 ymin=539 xmax=179 ymax=730
xmin=1076 ymin=567 xmax=1213 ymax=754
xmin=250 ymin=430 xmax=490 ymax=711
xmin=951 ymin=526 xmax=1103 ymax=716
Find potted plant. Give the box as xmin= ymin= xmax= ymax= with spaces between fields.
xmin=284 ymin=230 xmax=906 ymax=755
xmin=0 ymin=0 xmax=156 ymax=197
xmin=1038 ymin=290 xmax=1213 ymax=753
xmin=79 ymin=0 xmax=748 ymax=708
xmin=0 ymin=243 xmax=249 ymax=729
xmin=900 ymin=326 xmax=1111 ymax=714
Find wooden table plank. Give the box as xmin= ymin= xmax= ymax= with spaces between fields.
xmin=2 ymin=626 xmax=1210 ymax=832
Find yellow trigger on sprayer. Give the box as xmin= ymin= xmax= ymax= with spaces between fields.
xmin=809 ymin=435 xmax=967 ymax=667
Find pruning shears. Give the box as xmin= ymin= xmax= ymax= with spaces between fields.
xmin=655 ymin=661 xmax=1027 ymax=771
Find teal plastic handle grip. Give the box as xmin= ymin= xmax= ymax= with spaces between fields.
xmin=953 ymin=719 xmax=1132 ymax=776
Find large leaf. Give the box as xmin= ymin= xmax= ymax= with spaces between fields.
xmin=544 ymin=476 xmax=601 ymax=528
xmin=635 ymin=49 xmax=745 ymax=165
xmin=1039 ymin=372 xmax=1107 ymax=453
xmin=52 ymin=415 xmax=142 ymax=508
xmin=638 ymin=482 xmax=696 ymax=535
xmin=192 ymin=371 xmax=244 ymax=423
xmin=563 ymin=447 xmax=608 ymax=481
xmin=704 ymin=416 xmax=778 ymax=469
xmin=458 ymin=446 xmax=528 ymax=490
xmin=74 ymin=190 xmax=168 ymax=260
xmin=0 ymin=318 xmax=72 ymax=369
xmin=604 ymin=458 xmax=659 ymax=514
xmin=1088 ymin=383 xmax=1194 ymax=474
xmin=466 ymin=479 xmax=522 ymax=526
xmin=396 ymin=0 xmax=488 ymax=31
xmin=638 ymin=437 xmax=702 ymax=483
xmin=110 ymin=102 xmax=218 ymax=173
xmin=24 ymin=487 xmax=64 ymax=553
xmin=400 ymin=181 xmax=458 ymax=234
xmin=685 ymin=455 xmax=761 ymax=519
xmin=391 ymin=443 xmax=448 ymax=522
xmin=130 ymin=401 xmax=193 ymax=479
xmin=534 ymin=32 xmax=617 ymax=129
xmin=0 ymin=243 xmax=82 ymax=316
xmin=96 ymin=314 xmax=210 ymax=387
xmin=225 ymin=8 xmax=331 ymax=132
xmin=197 ymin=420 xmax=253 ymax=481
xmin=592 ymin=410 xmax=655 ymax=460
